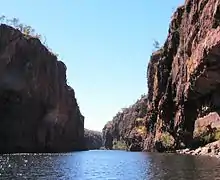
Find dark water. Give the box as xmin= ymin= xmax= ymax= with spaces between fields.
xmin=0 ymin=150 xmax=220 ymax=180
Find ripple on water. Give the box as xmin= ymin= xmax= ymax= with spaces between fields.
xmin=0 ymin=151 xmax=220 ymax=179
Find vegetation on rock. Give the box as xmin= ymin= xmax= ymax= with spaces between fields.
xmin=193 ymin=125 xmax=220 ymax=148
xmin=0 ymin=16 xmax=41 ymax=39
xmin=152 ymin=40 xmax=160 ymax=50
xmin=113 ymin=139 xmax=127 ymax=150
xmin=160 ymin=132 xmax=175 ymax=149
xmin=0 ymin=15 xmax=58 ymax=57
xmin=134 ymin=118 xmax=146 ymax=137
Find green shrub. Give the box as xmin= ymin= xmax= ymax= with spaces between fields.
xmin=136 ymin=126 xmax=146 ymax=136
xmin=112 ymin=139 xmax=127 ymax=150
xmin=160 ymin=132 xmax=175 ymax=148
xmin=202 ymin=133 xmax=213 ymax=144
xmin=134 ymin=118 xmax=146 ymax=136
xmin=193 ymin=126 xmax=204 ymax=137
xmin=136 ymin=118 xmax=144 ymax=122
xmin=214 ymin=129 xmax=220 ymax=140
xmin=0 ymin=15 xmax=58 ymax=57
xmin=198 ymin=129 xmax=220 ymax=145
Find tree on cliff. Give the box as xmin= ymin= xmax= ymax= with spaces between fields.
xmin=0 ymin=15 xmax=59 ymax=58
xmin=0 ymin=16 xmax=35 ymax=36
xmin=153 ymin=40 xmax=160 ymax=50
xmin=11 ymin=18 xmax=19 ymax=28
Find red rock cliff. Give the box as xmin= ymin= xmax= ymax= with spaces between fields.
xmin=144 ymin=0 xmax=220 ymax=151
xmin=0 ymin=24 xmax=84 ymax=153
xmin=103 ymin=0 xmax=220 ymax=152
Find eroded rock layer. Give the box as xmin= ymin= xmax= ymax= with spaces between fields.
xmin=0 ymin=24 xmax=84 ymax=153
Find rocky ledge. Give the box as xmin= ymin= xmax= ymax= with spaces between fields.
xmin=177 ymin=140 xmax=220 ymax=158
xmin=0 ymin=24 xmax=85 ymax=153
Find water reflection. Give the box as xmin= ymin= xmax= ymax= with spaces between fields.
xmin=146 ymin=153 xmax=220 ymax=180
xmin=0 ymin=151 xmax=220 ymax=179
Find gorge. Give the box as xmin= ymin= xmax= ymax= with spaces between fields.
xmin=2 ymin=0 xmax=220 ymax=156
xmin=1 ymin=0 xmax=220 ymax=179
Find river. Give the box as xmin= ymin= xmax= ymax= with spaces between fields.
xmin=0 ymin=150 xmax=220 ymax=179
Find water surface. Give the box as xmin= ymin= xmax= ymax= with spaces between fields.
xmin=0 ymin=150 xmax=220 ymax=179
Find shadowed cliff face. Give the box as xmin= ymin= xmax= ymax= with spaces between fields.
xmin=0 ymin=24 xmax=84 ymax=153
xmin=103 ymin=0 xmax=220 ymax=152
xmin=144 ymin=0 xmax=220 ymax=151
xmin=84 ymin=129 xmax=102 ymax=150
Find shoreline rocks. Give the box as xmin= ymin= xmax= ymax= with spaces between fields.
xmin=176 ymin=140 xmax=220 ymax=158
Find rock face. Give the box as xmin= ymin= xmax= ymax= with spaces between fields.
xmin=0 ymin=24 xmax=85 ymax=153
xmin=84 ymin=129 xmax=102 ymax=150
xmin=103 ymin=0 xmax=220 ymax=152
xmin=194 ymin=112 xmax=220 ymax=133
xmin=144 ymin=0 xmax=220 ymax=151
xmin=102 ymin=95 xmax=147 ymax=151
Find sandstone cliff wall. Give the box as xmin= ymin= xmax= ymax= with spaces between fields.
xmin=144 ymin=0 xmax=220 ymax=151
xmin=103 ymin=0 xmax=220 ymax=152
xmin=0 ymin=24 xmax=84 ymax=153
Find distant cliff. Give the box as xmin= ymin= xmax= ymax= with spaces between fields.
xmin=84 ymin=129 xmax=102 ymax=150
xmin=102 ymin=95 xmax=147 ymax=151
xmin=0 ymin=24 xmax=84 ymax=153
xmin=103 ymin=0 xmax=220 ymax=152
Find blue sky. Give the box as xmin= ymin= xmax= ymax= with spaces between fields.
xmin=1 ymin=0 xmax=183 ymax=131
